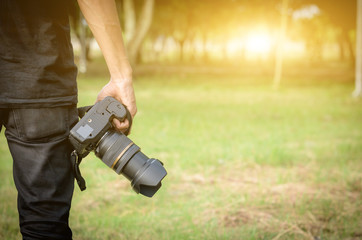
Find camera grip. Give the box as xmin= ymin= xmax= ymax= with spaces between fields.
xmin=123 ymin=106 xmax=132 ymax=136
xmin=76 ymin=98 xmax=133 ymax=136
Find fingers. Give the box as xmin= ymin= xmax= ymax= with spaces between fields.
xmin=96 ymin=79 xmax=136 ymax=135
xmin=112 ymin=118 xmax=131 ymax=135
xmin=126 ymin=103 xmax=137 ymax=119
xmin=96 ymin=80 xmax=137 ymax=118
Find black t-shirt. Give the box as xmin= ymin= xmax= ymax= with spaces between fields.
xmin=0 ymin=0 xmax=78 ymax=108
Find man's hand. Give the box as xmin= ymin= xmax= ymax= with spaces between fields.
xmin=97 ymin=78 xmax=137 ymax=134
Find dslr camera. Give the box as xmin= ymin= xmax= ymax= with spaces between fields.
xmin=69 ymin=96 xmax=167 ymax=197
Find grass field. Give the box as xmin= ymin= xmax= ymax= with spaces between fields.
xmin=0 ymin=61 xmax=361 ymax=239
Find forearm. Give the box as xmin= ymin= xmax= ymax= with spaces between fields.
xmin=77 ymin=0 xmax=137 ymax=126
xmin=77 ymin=0 xmax=132 ymax=81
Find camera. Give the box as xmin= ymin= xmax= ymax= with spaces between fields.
xmin=69 ymin=96 xmax=167 ymax=197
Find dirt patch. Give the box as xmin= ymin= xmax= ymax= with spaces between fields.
xmin=182 ymin=163 xmax=362 ymax=239
xmin=223 ymin=208 xmax=274 ymax=227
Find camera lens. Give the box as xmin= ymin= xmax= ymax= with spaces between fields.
xmin=95 ymin=130 xmax=167 ymax=197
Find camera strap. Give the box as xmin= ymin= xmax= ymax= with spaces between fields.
xmin=70 ymin=150 xmax=87 ymax=191
xmin=77 ymin=105 xmax=93 ymax=118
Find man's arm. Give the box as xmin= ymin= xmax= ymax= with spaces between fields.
xmin=77 ymin=0 xmax=137 ymax=132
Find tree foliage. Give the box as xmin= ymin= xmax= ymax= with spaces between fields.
xmin=70 ymin=0 xmax=359 ymax=66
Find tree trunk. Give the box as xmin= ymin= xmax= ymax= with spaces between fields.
xmin=79 ymin=12 xmax=87 ymax=73
xmin=338 ymin=36 xmax=345 ymax=61
xmin=127 ymin=0 xmax=154 ymax=66
xmin=353 ymin=0 xmax=362 ymax=98
xmin=273 ymin=0 xmax=289 ymax=90
xmin=179 ymin=39 xmax=186 ymax=62
xmin=201 ymin=33 xmax=209 ymax=63
xmin=342 ymin=28 xmax=355 ymax=64
xmin=123 ymin=0 xmax=136 ymax=44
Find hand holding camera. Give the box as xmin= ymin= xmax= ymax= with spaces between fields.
xmin=96 ymin=78 xmax=137 ymax=133
xmin=69 ymin=96 xmax=167 ymax=197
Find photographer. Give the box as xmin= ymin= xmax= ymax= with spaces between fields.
xmin=0 ymin=0 xmax=135 ymax=239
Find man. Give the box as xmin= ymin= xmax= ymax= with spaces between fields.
xmin=0 ymin=0 xmax=136 ymax=239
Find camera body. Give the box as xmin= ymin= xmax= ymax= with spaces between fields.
xmin=70 ymin=97 xmax=128 ymax=158
xmin=69 ymin=96 xmax=167 ymax=197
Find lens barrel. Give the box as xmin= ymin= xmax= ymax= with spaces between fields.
xmin=95 ymin=130 xmax=166 ymax=197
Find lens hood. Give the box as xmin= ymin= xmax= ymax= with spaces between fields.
xmin=131 ymin=159 xmax=167 ymax=197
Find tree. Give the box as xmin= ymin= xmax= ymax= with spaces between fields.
xmin=122 ymin=0 xmax=155 ymax=65
xmin=69 ymin=2 xmax=94 ymax=73
xmin=273 ymin=0 xmax=289 ymax=89
xmin=292 ymin=0 xmax=357 ymax=63
xmin=151 ymin=0 xmax=194 ymax=62
xmin=318 ymin=0 xmax=356 ymax=63
xmin=69 ymin=0 xmax=155 ymax=69
xmin=353 ymin=0 xmax=362 ymax=97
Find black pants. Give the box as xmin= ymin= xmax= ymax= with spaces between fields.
xmin=0 ymin=106 xmax=78 ymax=240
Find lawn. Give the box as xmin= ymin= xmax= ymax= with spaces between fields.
xmin=0 ymin=61 xmax=361 ymax=239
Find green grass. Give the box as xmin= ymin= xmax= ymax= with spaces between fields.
xmin=0 ymin=61 xmax=361 ymax=239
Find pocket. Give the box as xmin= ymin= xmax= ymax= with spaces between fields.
xmin=13 ymin=107 xmax=72 ymax=141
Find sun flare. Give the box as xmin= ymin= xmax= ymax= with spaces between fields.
xmin=226 ymin=31 xmax=273 ymax=59
xmin=245 ymin=32 xmax=272 ymax=54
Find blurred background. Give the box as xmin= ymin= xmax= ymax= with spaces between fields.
xmin=72 ymin=0 xmax=360 ymax=86
xmin=1 ymin=0 xmax=361 ymax=239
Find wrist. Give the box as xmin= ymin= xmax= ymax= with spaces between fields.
xmin=110 ymin=76 xmax=133 ymax=86
xmin=109 ymin=61 xmax=133 ymax=82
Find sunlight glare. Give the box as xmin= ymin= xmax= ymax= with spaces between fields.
xmin=245 ymin=33 xmax=272 ymax=54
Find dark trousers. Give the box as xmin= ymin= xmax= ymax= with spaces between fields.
xmin=0 ymin=106 xmax=78 ymax=240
